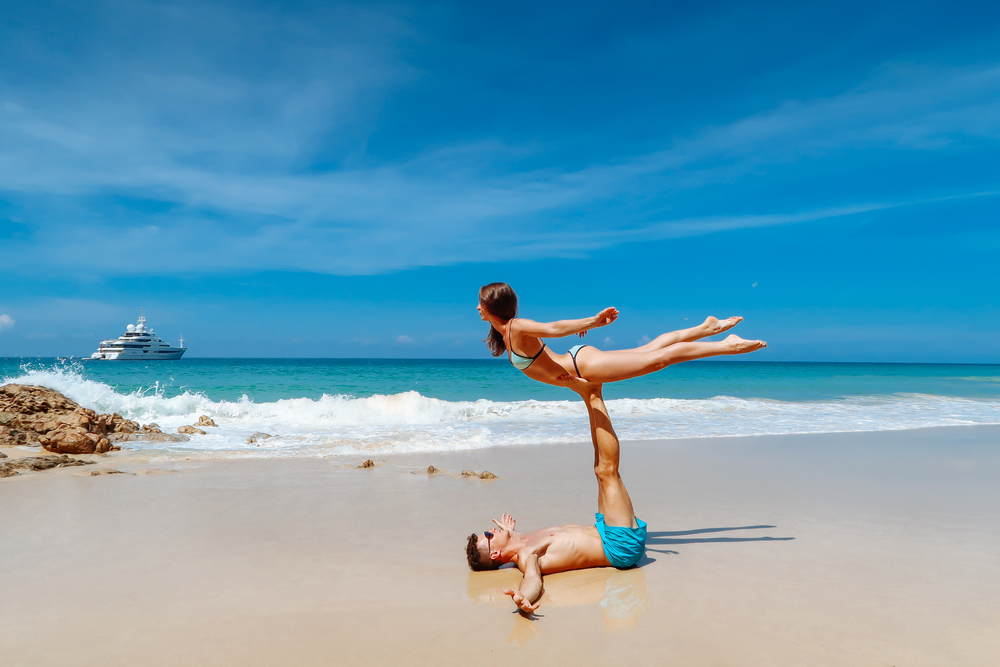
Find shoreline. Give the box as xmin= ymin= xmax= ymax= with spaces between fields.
xmin=2 ymin=420 xmax=999 ymax=467
xmin=2 ymin=425 xmax=998 ymax=665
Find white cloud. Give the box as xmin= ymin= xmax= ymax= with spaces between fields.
xmin=0 ymin=314 xmax=14 ymax=330
xmin=603 ymin=337 xmax=614 ymax=345
xmin=395 ymin=335 xmax=414 ymax=343
xmin=752 ymin=281 xmax=758 ymax=288
xmin=637 ymin=335 xmax=650 ymax=345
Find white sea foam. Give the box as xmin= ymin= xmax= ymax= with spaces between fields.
xmin=4 ymin=366 xmax=1000 ymax=461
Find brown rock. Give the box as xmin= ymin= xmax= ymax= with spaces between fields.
xmin=177 ymin=425 xmax=207 ymax=435
xmin=92 ymin=414 xmax=111 ymax=436
xmin=461 ymin=469 xmax=477 ymax=477
xmin=427 ymin=465 xmax=438 ymax=474
xmin=0 ymin=451 xmax=6 ymax=459
xmin=1 ymin=454 xmax=95 ymax=478
xmin=358 ymin=459 xmax=375 ymax=469
xmin=247 ymin=432 xmax=273 ymax=444
xmin=38 ymin=426 xmax=104 ymax=455
xmin=90 ymin=469 xmax=134 ymax=476
xmin=110 ymin=414 xmax=141 ymax=433
xmin=0 ymin=426 xmax=34 ymax=447
xmin=110 ymin=432 xmax=188 ymax=443
xmin=196 ymin=415 xmax=218 ymax=427
xmin=479 ymin=471 xmax=497 ymax=479
xmin=141 ymin=423 xmax=162 ymax=433
xmin=0 ymin=385 xmax=81 ymax=423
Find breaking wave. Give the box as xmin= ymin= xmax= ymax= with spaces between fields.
xmin=4 ymin=364 xmax=1000 ymax=461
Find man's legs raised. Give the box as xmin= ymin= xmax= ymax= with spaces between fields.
xmin=581 ymin=385 xmax=637 ymax=529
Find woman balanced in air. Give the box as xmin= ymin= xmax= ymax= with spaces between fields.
xmin=477 ymin=282 xmax=766 ymax=386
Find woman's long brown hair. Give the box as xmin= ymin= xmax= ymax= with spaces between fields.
xmin=479 ymin=282 xmax=518 ymax=357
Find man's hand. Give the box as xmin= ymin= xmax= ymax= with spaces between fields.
xmin=493 ymin=513 xmax=515 ymax=532
xmin=502 ymin=588 xmax=540 ymax=614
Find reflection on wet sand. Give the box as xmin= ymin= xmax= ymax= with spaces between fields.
xmin=468 ymin=566 xmax=649 ymax=642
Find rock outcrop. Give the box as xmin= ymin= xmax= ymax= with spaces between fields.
xmin=177 ymin=425 xmax=207 ymax=435
xmin=196 ymin=415 xmax=218 ymax=427
xmin=0 ymin=384 xmax=168 ymax=454
xmin=246 ymin=432 xmax=273 ymax=444
xmin=0 ymin=454 xmax=95 ymax=478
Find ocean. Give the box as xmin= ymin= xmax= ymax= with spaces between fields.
xmin=2 ymin=358 xmax=999 ymax=461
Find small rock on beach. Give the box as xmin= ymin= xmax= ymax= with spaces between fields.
xmin=177 ymin=425 xmax=207 ymax=435
xmin=247 ymin=432 xmax=273 ymax=444
xmin=427 ymin=465 xmax=438 ymax=474
xmin=358 ymin=459 xmax=375 ymax=469
xmin=459 ymin=469 xmax=497 ymax=479
xmin=196 ymin=415 xmax=218 ymax=427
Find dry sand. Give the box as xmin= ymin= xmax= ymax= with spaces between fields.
xmin=1 ymin=425 xmax=998 ymax=666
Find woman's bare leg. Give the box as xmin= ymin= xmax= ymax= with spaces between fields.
xmin=631 ymin=316 xmax=743 ymax=353
xmin=578 ymin=335 xmax=766 ymax=383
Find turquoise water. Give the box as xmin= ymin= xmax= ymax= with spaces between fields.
xmin=2 ymin=358 xmax=999 ymax=460
xmin=3 ymin=358 xmax=999 ymax=402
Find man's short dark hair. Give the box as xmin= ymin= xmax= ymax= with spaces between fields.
xmin=466 ymin=533 xmax=501 ymax=571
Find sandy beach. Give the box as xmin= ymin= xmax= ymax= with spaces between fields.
xmin=2 ymin=425 xmax=998 ymax=666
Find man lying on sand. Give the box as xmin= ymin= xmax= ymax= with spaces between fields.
xmin=465 ymin=376 xmax=647 ymax=613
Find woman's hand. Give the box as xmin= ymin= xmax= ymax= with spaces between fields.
xmin=593 ymin=307 xmax=619 ymax=328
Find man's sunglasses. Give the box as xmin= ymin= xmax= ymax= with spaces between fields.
xmin=484 ymin=530 xmax=494 ymax=550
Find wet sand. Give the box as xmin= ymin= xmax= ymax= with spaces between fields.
xmin=1 ymin=425 xmax=998 ymax=666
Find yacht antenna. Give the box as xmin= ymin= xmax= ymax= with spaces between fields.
xmin=180 ymin=333 xmax=185 ymax=349
xmin=138 ymin=306 xmax=147 ymax=328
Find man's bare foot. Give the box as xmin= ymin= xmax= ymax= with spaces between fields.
xmin=703 ymin=316 xmax=743 ymax=336
xmin=558 ymin=374 xmax=603 ymax=397
xmin=723 ymin=334 xmax=767 ymax=354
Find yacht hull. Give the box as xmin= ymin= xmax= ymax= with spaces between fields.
xmin=87 ymin=350 xmax=186 ymax=361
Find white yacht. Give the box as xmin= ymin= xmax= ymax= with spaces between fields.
xmin=88 ymin=310 xmax=186 ymax=361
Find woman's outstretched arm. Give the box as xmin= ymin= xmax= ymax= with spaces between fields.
xmin=514 ymin=308 xmax=618 ymax=339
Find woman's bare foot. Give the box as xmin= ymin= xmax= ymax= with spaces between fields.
xmin=723 ymin=334 xmax=766 ymax=354
xmin=703 ymin=316 xmax=743 ymax=336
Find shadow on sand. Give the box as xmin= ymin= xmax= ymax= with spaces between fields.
xmin=643 ymin=524 xmax=794 ymax=556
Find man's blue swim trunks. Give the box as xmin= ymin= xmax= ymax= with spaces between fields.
xmin=595 ymin=512 xmax=647 ymax=569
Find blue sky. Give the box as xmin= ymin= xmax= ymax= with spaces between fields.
xmin=1 ymin=0 xmax=998 ymax=361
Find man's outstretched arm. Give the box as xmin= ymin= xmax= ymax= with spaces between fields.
xmin=502 ymin=553 xmax=543 ymax=613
